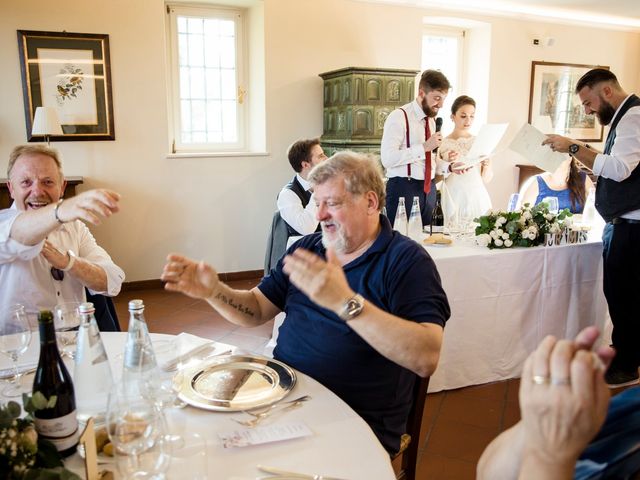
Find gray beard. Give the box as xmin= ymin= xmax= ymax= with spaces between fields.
xmin=321 ymin=225 xmax=347 ymax=254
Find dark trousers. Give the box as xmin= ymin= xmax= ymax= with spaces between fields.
xmin=385 ymin=177 xmax=437 ymax=227
xmin=602 ymin=222 xmax=640 ymax=371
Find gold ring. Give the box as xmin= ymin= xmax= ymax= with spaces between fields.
xmin=532 ymin=375 xmax=549 ymax=385
xmin=551 ymin=377 xmax=571 ymax=386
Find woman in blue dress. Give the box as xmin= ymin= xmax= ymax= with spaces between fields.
xmin=521 ymin=157 xmax=594 ymax=213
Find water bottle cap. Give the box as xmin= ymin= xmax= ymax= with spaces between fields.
xmin=79 ymin=302 xmax=95 ymax=314
xmin=128 ymin=299 xmax=145 ymax=311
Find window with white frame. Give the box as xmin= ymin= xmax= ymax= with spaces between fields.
xmin=167 ymin=4 xmax=246 ymax=153
xmin=421 ymin=28 xmax=465 ymax=134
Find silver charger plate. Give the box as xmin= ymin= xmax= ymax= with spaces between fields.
xmin=177 ymin=354 xmax=296 ymax=411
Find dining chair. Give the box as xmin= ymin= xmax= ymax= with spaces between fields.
xmin=85 ymin=289 xmax=121 ymax=331
xmin=392 ymin=375 xmax=430 ymax=480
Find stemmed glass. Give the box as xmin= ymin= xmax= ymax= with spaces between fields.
xmin=0 ymin=305 xmax=33 ymax=397
xmin=107 ymin=382 xmax=170 ymax=479
xmin=53 ymin=302 xmax=81 ymax=359
xmin=542 ymin=196 xmax=560 ymax=215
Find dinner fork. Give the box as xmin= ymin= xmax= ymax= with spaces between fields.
xmin=231 ymin=394 xmax=311 ymax=427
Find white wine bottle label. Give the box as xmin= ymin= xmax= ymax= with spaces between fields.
xmin=430 ymin=225 xmax=444 ymax=234
xmin=35 ymin=410 xmax=78 ymax=438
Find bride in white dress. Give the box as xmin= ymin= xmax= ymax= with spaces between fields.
xmin=438 ymin=95 xmax=493 ymax=228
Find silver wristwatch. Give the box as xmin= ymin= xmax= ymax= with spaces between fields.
xmin=339 ymin=294 xmax=365 ymax=321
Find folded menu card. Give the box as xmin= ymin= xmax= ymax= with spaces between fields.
xmin=218 ymin=422 xmax=313 ymax=448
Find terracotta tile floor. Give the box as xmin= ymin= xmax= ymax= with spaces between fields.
xmin=112 ymin=279 xmax=625 ymax=480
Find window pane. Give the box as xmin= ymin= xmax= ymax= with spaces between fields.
xmin=188 ymin=33 xmax=204 ymax=67
xmin=179 ymin=67 xmax=190 ymax=99
xmin=220 ymin=36 xmax=236 ymax=69
xmin=177 ymin=17 xmax=187 ymax=34
xmin=206 ymin=68 xmax=221 ymax=100
xmin=220 ymin=69 xmax=235 ymax=100
xmin=222 ymin=100 xmax=237 ymax=142
xmin=191 ymin=100 xmax=206 ymax=132
xmin=181 ymin=100 xmax=191 ymax=132
xmin=190 ymin=67 xmax=205 ymax=99
xmin=207 ymin=100 xmax=222 ymax=136
xmin=178 ymin=33 xmax=188 ymax=65
xmin=187 ymin=17 xmax=203 ymax=34
xmin=219 ymin=18 xmax=235 ymax=37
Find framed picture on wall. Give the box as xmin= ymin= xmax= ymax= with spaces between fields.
xmin=528 ymin=61 xmax=609 ymax=142
xmin=17 ymin=30 xmax=115 ymax=141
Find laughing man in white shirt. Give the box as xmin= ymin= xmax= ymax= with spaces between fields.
xmin=0 ymin=144 xmax=124 ymax=311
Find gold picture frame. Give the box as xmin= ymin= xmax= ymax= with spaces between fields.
xmin=17 ymin=30 xmax=115 ymax=141
xmin=528 ymin=61 xmax=609 ymax=142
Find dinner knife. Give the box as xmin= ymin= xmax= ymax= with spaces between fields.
xmin=161 ymin=342 xmax=220 ymax=371
xmin=257 ymin=465 xmax=349 ymax=480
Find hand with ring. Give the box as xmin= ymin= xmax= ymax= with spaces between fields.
xmin=518 ymin=329 xmax=614 ymax=477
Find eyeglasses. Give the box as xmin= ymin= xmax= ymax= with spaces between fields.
xmin=50 ymin=267 xmax=64 ymax=281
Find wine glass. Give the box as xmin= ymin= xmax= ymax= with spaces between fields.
xmin=0 ymin=304 xmax=33 ymax=397
xmin=542 ymin=196 xmax=560 ymax=215
xmin=53 ymin=302 xmax=81 ymax=359
xmin=107 ymin=382 xmax=170 ymax=479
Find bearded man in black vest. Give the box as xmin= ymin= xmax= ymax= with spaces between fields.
xmin=543 ymin=69 xmax=640 ymax=388
xmin=277 ymin=138 xmax=327 ymax=248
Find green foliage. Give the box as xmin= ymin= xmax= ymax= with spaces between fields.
xmin=0 ymin=395 xmax=80 ymax=480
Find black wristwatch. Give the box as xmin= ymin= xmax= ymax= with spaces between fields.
xmin=569 ymin=144 xmax=580 ymax=155
xmin=339 ymin=294 xmax=365 ymax=321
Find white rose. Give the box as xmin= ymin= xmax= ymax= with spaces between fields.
xmin=545 ymin=213 xmax=554 ymax=220
xmin=490 ymin=230 xmax=497 ymax=238
xmin=496 ymin=216 xmax=507 ymax=225
xmin=494 ymin=238 xmax=504 ymax=247
xmin=476 ymin=233 xmax=491 ymax=247
xmin=501 ymin=233 xmax=509 ymax=240
xmin=522 ymin=211 xmax=532 ymax=221
xmin=496 ymin=228 xmax=504 ymax=236
xmin=504 ymin=239 xmax=513 ymax=247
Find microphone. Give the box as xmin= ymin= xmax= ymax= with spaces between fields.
xmin=433 ymin=117 xmax=443 ymax=153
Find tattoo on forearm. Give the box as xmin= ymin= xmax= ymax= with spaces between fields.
xmin=215 ymin=292 xmax=255 ymax=317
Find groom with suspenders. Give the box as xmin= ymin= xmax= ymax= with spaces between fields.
xmin=380 ymin=69 xmax=464 ymax=227
xmin=543 ymin=68 xmax=640 ymax=388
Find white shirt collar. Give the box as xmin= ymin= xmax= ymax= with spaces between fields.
xmin=611 ymin=94 xmax=634 ymax=125
xmin=411 ymin=99 xmax=427 ymax=120
xmin=296 ymin=173 xmax=313 ymax=191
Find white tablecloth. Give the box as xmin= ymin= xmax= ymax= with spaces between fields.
xmin=2 ymin=332 xmax=394 ymax=480
xmin=425 ymin=238 xmax=608 ymax=392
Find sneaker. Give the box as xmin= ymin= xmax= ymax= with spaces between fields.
xmin=605 ymin=368 xmax=640 ymax=388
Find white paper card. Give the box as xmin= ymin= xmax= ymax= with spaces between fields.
xmin=218 ymin=422 xmax=313 ymax=448
xmin=461 ymin=123 xmax=509 ymax=167
xmin=509 ymin=123 xmax=568 ymax=173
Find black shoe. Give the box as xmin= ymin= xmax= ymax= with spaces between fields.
xmin=605 ymin=368 xmax=639 ymax=388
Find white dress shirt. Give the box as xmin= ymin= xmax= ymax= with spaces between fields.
xmin=592 ymin=97 xmax=640 ymax=219
xmin=277 ymin=174 xmax=318 ymax=247
xmin=380 ymin=100 xmax=450 ymax=180
xmin=0 ymin=204 xmax=125 ymax=310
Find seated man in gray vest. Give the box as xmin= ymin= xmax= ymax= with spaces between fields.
xmin=277 ymin=138 xmax=327 ymax=248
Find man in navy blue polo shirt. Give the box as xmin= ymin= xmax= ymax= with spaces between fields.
xmin=161 ymin=152 xmax=450 ymax=454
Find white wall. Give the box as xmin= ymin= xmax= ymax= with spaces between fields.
xmin=1 ymin=0 xmax=639 ymax=281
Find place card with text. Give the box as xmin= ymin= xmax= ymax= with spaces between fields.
xmin=218 ymin=422 xmax=313 ymax=448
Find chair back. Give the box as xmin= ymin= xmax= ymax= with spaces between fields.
xmin=394 ymin=375 xmax=430 ymax=480
xmin=85 ymin=289 xmax=121 ymax=331
xmin=264 ymin=211 xmax=290 ymax=276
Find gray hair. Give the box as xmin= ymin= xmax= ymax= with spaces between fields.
xmin=8 ymin=144 xmax=63 ymax=179
xmin=308 ymin=151 xmax=386 ymax=210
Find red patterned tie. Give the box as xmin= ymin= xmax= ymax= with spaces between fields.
xmin=424 ymin=118 xmax=432 ymax=193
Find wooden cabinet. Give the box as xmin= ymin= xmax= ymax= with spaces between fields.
xmin=319 ymin=67 xmax=419 ymax=156
xmin=0 ymin=176 xmax=83 ymax=209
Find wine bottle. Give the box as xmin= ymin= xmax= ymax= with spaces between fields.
xmin=430 ymin=190 xmax=444 ymax=235
xmin=122 ymin=299 xmax=157 ymax=393
xmin=74 ymin=302 xmax=113 ymax=425
xmin=32 ymin=310 xmax=79 ymax=457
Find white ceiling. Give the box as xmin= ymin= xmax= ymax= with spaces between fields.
xmin=363 ymin=0 xmax=640 ymax=29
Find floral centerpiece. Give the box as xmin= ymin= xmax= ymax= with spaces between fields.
xmin=474 ymin=202 xmax=572 ymax=249
xmin=0 ymin=393 xmax=80 ymax=480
